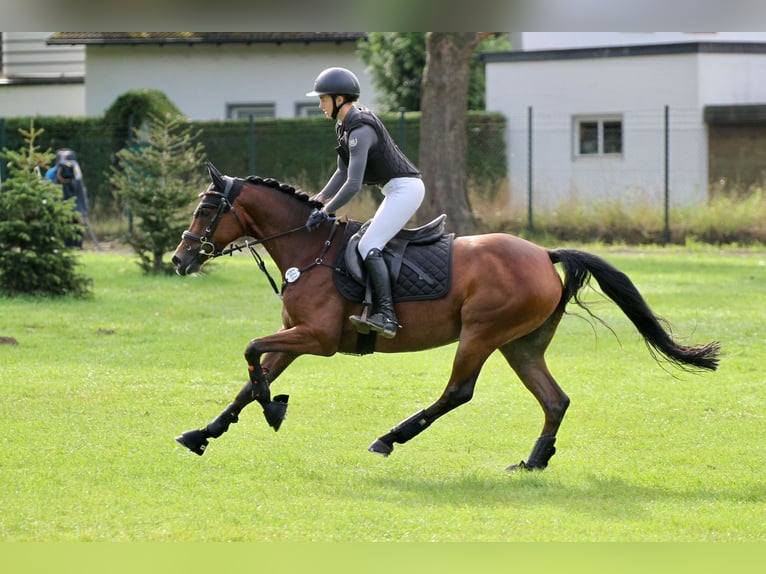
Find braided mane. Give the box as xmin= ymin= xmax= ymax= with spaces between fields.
xmin=245 ymin=175 xmax=324 ymax=210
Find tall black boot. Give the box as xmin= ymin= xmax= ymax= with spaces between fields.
xmin=349 ymin=248 xmax=399 ymax=339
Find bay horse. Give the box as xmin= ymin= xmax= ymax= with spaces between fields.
xmin=171 ymin=162 xmax=720 ymax=470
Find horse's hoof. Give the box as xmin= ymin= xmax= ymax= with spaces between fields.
xmin=175 ymin=429 xmax=209 ymax=456
xmin=368 ymin=438 xmax=393 ymax=456
xmin=263 ymin=395 xmax=289 ymax=431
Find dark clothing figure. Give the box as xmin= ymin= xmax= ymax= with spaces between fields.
xmin=45 ymin=149 xmax=89 ymax=248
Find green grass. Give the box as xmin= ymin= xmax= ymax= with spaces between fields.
xmin=0 ymin=246 xmax=764 ymax=542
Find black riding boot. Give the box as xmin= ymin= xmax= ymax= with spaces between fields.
xmin=350 ymin=248 xmax=399 ymax=339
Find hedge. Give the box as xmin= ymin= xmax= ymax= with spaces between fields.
xmin=0 ymin=112 xmax=507 ymax=218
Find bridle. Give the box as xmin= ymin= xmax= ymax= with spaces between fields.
xmin=179 ymin=175 xmax=338 ymax=296
xmin=180 ymin=175 xmax=246 ymax=257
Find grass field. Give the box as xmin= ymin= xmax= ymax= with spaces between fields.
xmin=0 ymin=245 xmax=764 ymax=544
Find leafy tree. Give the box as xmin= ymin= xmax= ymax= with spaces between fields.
xmin=110 ymin=113 xmax=207 ymax=274
xmin=358 ymin=32 xmax=510 ymax=112
xmin=0 ymin=122 xmax=92 ymax=297
xmin=358 ymin=33 xmax=426 ymax=112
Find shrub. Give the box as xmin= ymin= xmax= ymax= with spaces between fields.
xmin=0 ymin=123 xmax=92 ymax=297
xmin=103 ymin=89 xmax=183 ymax=148
xmin=109 ymin=113 xmax=207 ymax=274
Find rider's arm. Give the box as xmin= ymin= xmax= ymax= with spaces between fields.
xmin=323 ymin=124 xmax=376 ymax=214
xmin=314 ymin=162 xmax=347 ymax=205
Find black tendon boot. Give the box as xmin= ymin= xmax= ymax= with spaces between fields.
xmin=350 ymin=248 xmax=399 ymax=339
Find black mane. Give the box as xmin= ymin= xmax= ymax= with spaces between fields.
xmin=244 ymin=175 xmax=324 ymax=210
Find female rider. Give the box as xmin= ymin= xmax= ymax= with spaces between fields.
xmin=305 ymin=67 xmax=425 ymax=339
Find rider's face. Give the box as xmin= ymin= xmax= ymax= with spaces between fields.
xmin=318 ymin=95 xmax=334 ymax=118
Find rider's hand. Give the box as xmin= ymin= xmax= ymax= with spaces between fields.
xmin=305 ymin=208 xmax=329 ymax=232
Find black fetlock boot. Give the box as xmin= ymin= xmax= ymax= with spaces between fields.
xmin=350 ymin=248 xmax=399 ymax=339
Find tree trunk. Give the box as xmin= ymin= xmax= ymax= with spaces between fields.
xmin=418 ymin=32 xmax=490 ymax=236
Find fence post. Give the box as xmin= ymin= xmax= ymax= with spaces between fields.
xmin=127 ymin=114 xmax=135 ymax=234
xmin=398 ymin=108 xmax=406 ymax=154
xmin=664 ymin=104 xmax=670 ymax=244
xmin=527 ymin=105 xmax=534 ymax=231
xmin=0 ymin=118 xmax=6 ymax=183
xmin=248 ymin=114 xmax=256 ymax=175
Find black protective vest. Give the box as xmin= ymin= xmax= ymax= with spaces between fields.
xmin=336 ymin=106 xmax=420 ymax=186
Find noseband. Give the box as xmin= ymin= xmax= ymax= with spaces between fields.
xmin=181 ymin=175 xmax=245 ymax=257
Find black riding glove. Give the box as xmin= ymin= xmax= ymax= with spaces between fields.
xmin=306 ymin=208 xmax=329 ymax=232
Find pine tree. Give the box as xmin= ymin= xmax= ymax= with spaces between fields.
xmin=0 ymin=122 xmax=92 ymax=297
xmin=110 ymin=113 xmax=207 ymax=274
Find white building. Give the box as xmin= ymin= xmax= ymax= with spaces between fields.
xmin=484 ymin=32 xmax=766 ymax=210
xmin=46 ymin=32 xmax=375 ymax=120
xmin=1 ymin=32 xmax=375 ymax=120
xmin=0 ymin=32 xmax=85 ymax=116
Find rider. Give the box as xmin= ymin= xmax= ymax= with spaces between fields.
xmin=305 ymin=67 xmax=425 ymax=340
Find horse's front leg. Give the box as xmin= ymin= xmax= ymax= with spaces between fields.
xmin=174 ymin=350 xmax=297 ymax=456
xmin=175 ymin=324 xmax=336 ymax=456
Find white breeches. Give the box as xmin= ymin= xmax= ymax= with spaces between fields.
xmin=357 ymin=177 xmax=425 ymax=258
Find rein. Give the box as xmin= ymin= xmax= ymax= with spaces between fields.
xmin=221 ymin=221 xmax=339 ymax=298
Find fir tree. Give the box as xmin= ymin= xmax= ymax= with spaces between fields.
xmin=110 ymin=113 xmax=207 ymax=274
xmin=0 ymin=122 xmax=92 ymax=297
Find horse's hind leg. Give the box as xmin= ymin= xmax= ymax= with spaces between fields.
xmin=368 ymin=338 xmax=491 ymax=457
xmin=499 ymin=311 xmax=570 ymax=471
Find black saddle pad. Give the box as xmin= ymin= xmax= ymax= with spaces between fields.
xmin=333 ymin=221 xmax=454 ymax=303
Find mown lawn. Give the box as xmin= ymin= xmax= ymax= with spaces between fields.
xmin=0 ymin=246 xmax=764 ymax=544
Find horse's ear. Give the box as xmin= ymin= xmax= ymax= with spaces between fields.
xmin=207 ymin=161 xmax=226 ymax=191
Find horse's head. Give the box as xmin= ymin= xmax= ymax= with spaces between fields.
xmin=172 ymin=161 xmax=246 ymax=276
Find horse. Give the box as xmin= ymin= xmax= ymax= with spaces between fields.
xmin=171 ymin=161 xmax=720 ymax=470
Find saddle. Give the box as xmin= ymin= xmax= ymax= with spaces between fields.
xmin=333 ymin=214 xmax=454 ymax=304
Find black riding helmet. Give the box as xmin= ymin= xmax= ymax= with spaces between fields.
xmin=306 ymin=67 xmax=361 ymax=119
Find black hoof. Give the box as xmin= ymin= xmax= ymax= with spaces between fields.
xmin=263 ymin=394 xmax=289 ymax=431
xmin=368 ymin=438 xmax=393 ymax=456
xmin=175 ymin=429 xmax=209 ymax=456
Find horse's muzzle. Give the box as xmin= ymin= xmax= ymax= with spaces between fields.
xmin=172 ymin=251 xmax=202 ymax=276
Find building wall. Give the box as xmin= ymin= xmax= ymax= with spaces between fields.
xmin=84 ymin=43 xmax=379 ymax=120
xmin=511 ymin=32 xmax=766 ymax=51
xmin=0 ymin=82 xmax=84 ymax=116
xmin=486 ymin=45 xmax=766 ymax=211
xmin=697 ymin=52 xmax=766 ymax=105
xmin=0 ymin=32 xmax=85 ymax=118
xmin=1 ymin=32 xmax=84 ymax=77
xmin=486 ymin=51 xmax=706 ymax=211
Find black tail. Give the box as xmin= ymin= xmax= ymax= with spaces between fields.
xmin=549 ymin=248 xmax=720 ymax=372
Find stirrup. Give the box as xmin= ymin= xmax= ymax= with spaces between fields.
xmin=349 ymin=313 xmax=371 ymax=334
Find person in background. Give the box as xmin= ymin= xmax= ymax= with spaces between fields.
xmin=45 ymin=148 xmax=89 ymax=248
xmin=305 ymin=67 xmax=425 ymax=339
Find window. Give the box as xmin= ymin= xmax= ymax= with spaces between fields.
xmin=227 ymin=103 xmax=275 ymax=120
xmin=295 ymin=102 xmax=325 ymax=117
xmin=575 ymin=117 xmax=623 ymax=156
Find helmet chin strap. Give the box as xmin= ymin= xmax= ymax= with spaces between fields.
xmin=331 ymin=96 xmax=345 ymax=120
